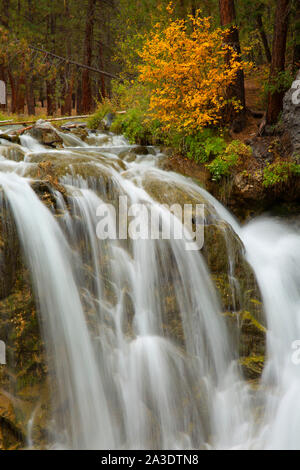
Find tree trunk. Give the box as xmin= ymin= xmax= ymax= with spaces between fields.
xmin=266 ymin=0 xmax=290 ymax=125
xmin=1 ymin=0 xmax=10 ymax=28
xmin=82 ymin=0 xmax=97 ymax=113
xmin=292 ymin=0 xmax=300 ymax=72
xmin=97 ymin=41 xmax=106 ymax=100
xmin=46 ymin=80 xmax=56 ymax=116
xmin=46 ymin=10 xmax=57 ymax=116
xmin=16 ymin=75 xmax=26 ymax=114
xmin=61 ymin=0 xmax=73 ymax=116
xmin=0 ymin=0 xmax=9 ymax=111
xmin=0 ymin=65 xmax=7 ymax=112
xmin=219 ymin=0 xmax=246 ymax=132
xmin=76 ymin=78 xmax=83 ymax=115
xmin=25 ymin=0 xmax=35 ymax=115
xmin=256 ymin=14 xmax=272 ymax=63
xmin=62 ymin=73 xmax=74 ymax=116
xmin=26 ymin=78 xmax=35 ymax=115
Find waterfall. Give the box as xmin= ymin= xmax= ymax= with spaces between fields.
xmin=0 ymin=128 xmax=299 ymax=449
xmin=241 ymin=219 xmax=300 ymax=449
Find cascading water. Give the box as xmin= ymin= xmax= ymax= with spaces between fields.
xmin=0 ymin=124 xmax=299 ymax=449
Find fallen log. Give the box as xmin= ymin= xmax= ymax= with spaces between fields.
xmin=0 ymin=133 xmax=20 ymax=144
xmin=0 ymin=112 xmax=126 ymax=129
xmin=0 ymin=115 xmax=92 ymax=128
xmin=17 ymin=125 xmax=34 ymax=135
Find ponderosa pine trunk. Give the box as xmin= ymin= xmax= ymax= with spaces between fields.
xmin=0 ymin=0 xmax=9 ymax=111
xmin=292 ymin=0 xmax=300 ymax=72
xmin=256 ymin=14 xmax=272 ymax=63
xmin=266 ymin=0 xmax=290 ymax=125
xmin=97 ymin=41 xmax=106 ymax=100
xmin=46 ymin=80 xmax=56 ymax=116
xmin=81 ymin=0 xmax=97 ymax=113
xmin=219 ymin=0 xmax=246 ymax=132
xmin=46 ymin=10 xmax=57 ymax=116
xmin=26 ymin=77 xmax=36 ymax=115
xmin=61 ymin=0 xmax=73 ymax=116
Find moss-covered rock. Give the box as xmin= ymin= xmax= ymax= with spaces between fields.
xmin=0 ymin=195 xmax=20 ymax=300
xmin=0 ymin=266 xmax=50 ymax=449
xmin=202 ymin=221 xmax=266 ymax=379
xmin=27 ymin=122 xmax=63 ymax=148
xmin=0 ymin=202 xmax=50 ymax=449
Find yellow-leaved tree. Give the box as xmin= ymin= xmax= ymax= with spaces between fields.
xmin=139 ymin=9 xmax=252 ymax=133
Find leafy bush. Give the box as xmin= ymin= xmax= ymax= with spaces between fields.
xmin=139 ymin=10 xmax=252 ymax=133
xmin=87 ymin=101 xmax=115 ymax=130
xmin=183 ymin=130 xmax=226 ymax=163
xmin=206 ymin=140 xmax=251 ymax=181
xmin=264 ymin=70 xmax=294 ymax=96
xmin=111 ymin=108 xmax=162 ymax=145
xmin=206 ymin=153 xmax=239 ymax=181
xmin=263 ymin=162 xmax=300 ymax=187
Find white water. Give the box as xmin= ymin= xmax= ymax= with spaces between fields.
xmin=0 ymin=128 xmax=299 ymax=449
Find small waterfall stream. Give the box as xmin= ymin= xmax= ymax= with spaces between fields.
xmin=0 ymin=126 xmax=299 ymax=449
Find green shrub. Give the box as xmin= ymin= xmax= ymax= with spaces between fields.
xmin=111 ymin=108 xmax=158 ymax=145
xmin=87 ymin=101 xmax=115 ymax=130
xmin=264 ymin=70 xmax=294 ymax=96
xmin=206 ymin=140 xmax=251 ymax=181
xmin=206 ymin=153 xmax=239 ymax=181
xmin=263 ymin=162 xmax=300 ymax=187
xmin=183 ymin=130 xmax=226 ymax=163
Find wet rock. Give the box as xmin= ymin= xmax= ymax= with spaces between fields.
xmin=232 ymin=170 xmax=265 ymax=203
xmin=0 ymin=133 xmax=20 ymax=145
xmin=142 ymin=175 xmax=217 ymax=222
xmin=85 ymin=134 xmax=110 ymax=146
xmin=67 ymin=127 xmax=88 ymax=141
xmin=0 ymin=195 xmax=20 ymax=300
xmin=0 ymin=392 xmax=25 ymax=449
xmin=60 ymin=121 xmax=87 ymax=130
xmin=202 ymin=220 xmax=266 ymax=379
xmin=27 ymin=120 xmax=63 ymax=148
xmin=132 ymin=145 xmax=149 ymax=155
xmin=0 ymin=265 xmax=50 ymax=449
xmin=102 ymin=113 xmax=115 ymax=130
xmin=250 ymin=138 xmax=275 ymax=162
xmin=0 ymin=144 xmax=25 ymax=163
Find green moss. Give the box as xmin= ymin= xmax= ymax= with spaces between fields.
xmin=239 ymin=355 xmax=265 ymax=380
xmin=263 ymin=161 xmax=300 ymax=187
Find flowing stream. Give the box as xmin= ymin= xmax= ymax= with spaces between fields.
xmin=0 ymin=126 xmax=299 ymax=449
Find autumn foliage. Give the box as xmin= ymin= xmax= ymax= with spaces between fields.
xmin=139 ymin=10 xmax=252 ymax=133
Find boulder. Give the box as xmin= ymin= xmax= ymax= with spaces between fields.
xmin=201 ymin=221 xmax=266 ymax=379
xmin=102 ymin=112 xmax=115 ymax=130
xmin=282 ymin=70 xmax=300 ymax=156
xmin=27 ymin=120 xmax=63 ymax=148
